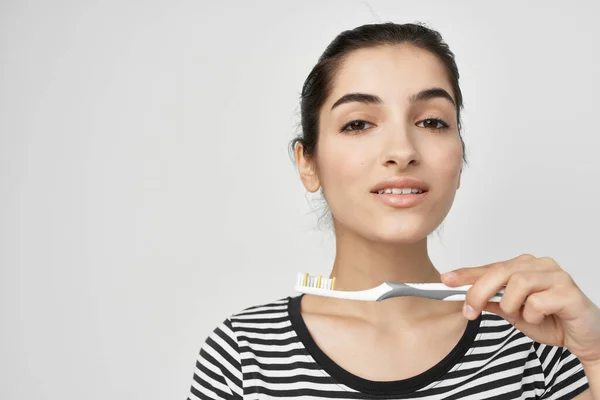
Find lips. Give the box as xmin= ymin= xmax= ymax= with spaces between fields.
xmin=370 ymin=176 xmax=429 ymax=194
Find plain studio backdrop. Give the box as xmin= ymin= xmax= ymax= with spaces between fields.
xmin=1 ymin=0 xmax=599 ymax=399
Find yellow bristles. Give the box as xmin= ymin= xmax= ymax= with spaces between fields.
xmin=296 ymin=273 xmax=337 ymax=290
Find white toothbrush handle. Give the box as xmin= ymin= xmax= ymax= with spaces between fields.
xmin=378 ymin=282 xmax=505 ymax=302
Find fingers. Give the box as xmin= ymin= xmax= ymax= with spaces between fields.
xmin=442 ymin=254 xmax=554 ymax=286
xmin=521 ymin=290 xmax=560 ymax=325
xmin=442 ymin=263 xmax=501 ymax=286
xmin=440 ymin=254 xmax=565 ymax=321
xmin=462 ymin=263 xmax=560 ymax=320
xmin=498 ymin=271 xmax=565 ymax=321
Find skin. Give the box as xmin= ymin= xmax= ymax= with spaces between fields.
xmin=294 ymin=43 xmax=468 ymax=381
xmin=294 ymin=44 xmax=597 ymax=398
xmin=443 ymin=254 xmax=599 ymax=399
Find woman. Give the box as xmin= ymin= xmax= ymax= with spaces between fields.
xmin=187 ymin=22 xmax=599 ymax=399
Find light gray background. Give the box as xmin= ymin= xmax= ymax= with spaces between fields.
xmin=2 ymin=1 xmax=599 ymax=399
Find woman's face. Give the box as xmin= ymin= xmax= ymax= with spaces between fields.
xmin=298 ymin=44 xmax=463 ymax=244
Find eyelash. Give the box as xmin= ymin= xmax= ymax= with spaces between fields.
xmin=418 ymin=117 xmax=450 ymax=131
xmin=340 ymin=117 xmax=450 ymax=133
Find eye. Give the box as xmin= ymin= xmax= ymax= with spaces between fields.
xmin=417 ymin=117 xmax=450 ymax=131
xmin=340 ymin=119 xmax=375 ymax=133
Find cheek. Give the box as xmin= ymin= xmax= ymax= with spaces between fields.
xmin=317 ymin=138 xmax=370 ymax=188
xmin=431 ymin=140 xmax=463 ymax=180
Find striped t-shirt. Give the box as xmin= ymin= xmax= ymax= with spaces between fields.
xmin=187 ymin=295 xmax=590 ymax=399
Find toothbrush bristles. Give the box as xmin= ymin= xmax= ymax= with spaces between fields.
xmin=297 ymin=273 xmax=336 ymax=290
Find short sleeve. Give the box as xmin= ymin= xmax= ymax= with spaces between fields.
xmin=534 ymin=342 xmax=590 ymax=399
xmin=187 ymin=318 xmax=243 ymax=400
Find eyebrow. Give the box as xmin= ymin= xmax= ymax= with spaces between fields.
xmin=330 ymin=87 xmax=456 ymax=111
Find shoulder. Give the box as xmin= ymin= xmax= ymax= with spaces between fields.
xmin=479 ymin=311 xmax=589 ymax=398
xmin=477 ymin=310 xmax=537 ymax=357
xmin=222 ymin=296 xmax=293 ymax=333
xmin=198 ymin=296 xmax=295 ymax=360
xmin=231 ymin=296 xmax=291 ymax=318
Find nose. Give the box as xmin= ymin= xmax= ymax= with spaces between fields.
xmin=380 ymin=125 xmax=420 ymax=169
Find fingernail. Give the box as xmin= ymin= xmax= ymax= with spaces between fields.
xmin=443 ymin=272 xmax=457 ymax=281
xmin=463 ymin=303 xmax=478 ymax=320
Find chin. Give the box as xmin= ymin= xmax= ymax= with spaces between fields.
xmin=363 ymin=223 xmax=433 ymax=245
xmin=333 ymin=208 xmax=442 ymax=244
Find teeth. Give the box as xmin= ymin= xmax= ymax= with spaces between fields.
xmin=376 ymin=188 xmax=424 ymax=194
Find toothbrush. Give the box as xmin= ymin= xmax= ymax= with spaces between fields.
xmin=295 ymin=273 xmax=505 ymax=302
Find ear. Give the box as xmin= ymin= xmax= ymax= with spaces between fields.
xmin=457 ymin=168 xmax=462 ymax=190
xmin=294 ymin=143 xmax=320 ymax=193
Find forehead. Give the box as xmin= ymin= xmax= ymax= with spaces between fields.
xmin=326 ymin=44 xmax=453 ymax=107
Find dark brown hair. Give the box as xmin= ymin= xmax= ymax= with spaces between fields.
xmin=290 ymin=22 xmax=467 ymax=166
xmin=289 ymin=22 xmax=467 ymax=231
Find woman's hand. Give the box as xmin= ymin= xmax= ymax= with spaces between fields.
xmin=441 ymin=254 xmax=600 ymax=366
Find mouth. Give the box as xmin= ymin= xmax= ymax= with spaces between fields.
xmin=371 ymin=188 xmax=427 ymax=195
xmin=370 ymin=188 xmax=429 ymax=208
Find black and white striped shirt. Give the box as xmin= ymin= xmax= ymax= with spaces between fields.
xmin=187 ymin=295 xmax=590 ymax=399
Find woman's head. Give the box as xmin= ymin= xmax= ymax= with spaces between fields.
xmin=291 ymin=22 xmax=467 ymax=244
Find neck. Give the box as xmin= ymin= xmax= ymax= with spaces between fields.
xmin=331 ymin=231 xmax=440 ymax=290
xmin=331 ymin=218 xmax=442 ymax=287
xmin=305 ymin=220 xmax=461 ymax=328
